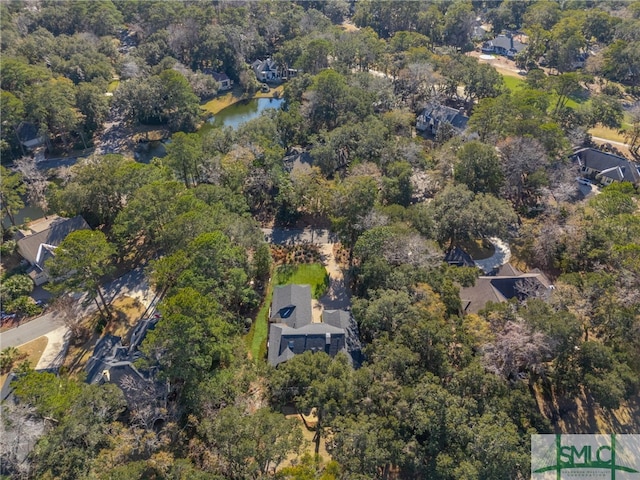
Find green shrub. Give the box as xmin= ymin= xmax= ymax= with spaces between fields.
xmin=0 ymin=346 xmax=20 ymax=373
xmin=5 ymin=296 xmax=41 ymax=317
xmin=0 ymin=275 xmax=34 ymax=304
xmin=0 ymin=239 xmax=17 ymax=257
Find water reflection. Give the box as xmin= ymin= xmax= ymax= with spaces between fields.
xmin=207 ymin=97 xmax=285 ymax=130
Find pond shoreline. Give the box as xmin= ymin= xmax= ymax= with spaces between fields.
xmin=201 ymin=85 xmax=285 ymax=115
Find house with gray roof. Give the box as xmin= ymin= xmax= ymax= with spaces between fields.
xmin=482 ymin=34 xmax=527 ymax=59
xmin=267 ymin=285 xmax=360 ymax=367
xmin=444 ymin=246 xmax=476 ymax=268
xmin=15 ymin=215 xmax=90 ymax=285
xmin=416 ymin=103 xmax=469 ymax=137
xmin=85 ymin=316 xmax=166 ymax=423
xmin=203 ymin=69 xmax=233 ymax=90
xmin=251 ymin=58 xmax=297 ymax=83
xmin=459 ymin=264 xmax=552 ymax=314
xmin=571 ymin=147 xmax=640 ymax=186
xmin=269 ymin=284 xmax=313 ymax=329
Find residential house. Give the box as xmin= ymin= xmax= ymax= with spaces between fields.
xmin=459 ymin=263 xmax=553 ymax=314
xmin=85 ymin=316 xmax=166 ymax=423
xmin=444 ymin=246 xmax=476 ymax=268
xmin=15 ymin=122 xmax=46 ymax=161
xmin=15 ymin=215 xmax=90 ymax=286
xmin=86 ymin=316 xmax=160 ymax=386
xmin=267 ymin=285 xmax=360 ymax=367
xmin=251 ymin=58 xmax=297 ymax=83
xmin=570 ymin=147 xmax=640 ymax=186
xmin=416 ymin=103 xmax=469 ymax=136
xmin=204 ymin=70 xmax=233 ymax=90
xmin=481 ymin=34 xmax=527 ymax=59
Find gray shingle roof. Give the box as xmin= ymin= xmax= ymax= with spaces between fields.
xmin=322 ymin=309 xmax=351 ymax=329
xmin=268 ymin=323 xmax=346 ymax=367
xmin=460 ymin=265 xmax=552 ymax=314
xmin=572 ymin=148 xmax=640 ymax=185
xmin=418 ymin=103 xmax=469 ymax=131
xmin=268 ymin=285 xmax=361 ymax=367
xmin=270 ymin=285 xmax=313 ymax=328
xmin=444 ymin=246 xmax=476 ymax=267
xmin=489 ymin=35 xmax=527 ymax=53
xmin=16 ymin=216 xmax=90 ymax=267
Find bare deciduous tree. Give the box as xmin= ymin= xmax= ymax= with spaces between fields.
xmin=52 ymin=295 xmax=87 ymax=343
xmin=120 ymin=374 xmax=166 ymax=431
xmin=624 ymin=105 xmax=640 ymax=159
xmin=515 ymin=277 xmax=549 ymax=302
xmin=0 ymin=402 xmax=44 ymax=479
xmin=354 ymin=211 xmax=389 ymax=233
xmin=497 ymin=136 xmax=548 ymax=209
xmin=483 ymin=320 xmax=552 ymax=382
xmin=383 ymin=234 xmax=441 ymax=269
xmin=13 ymin=156 xmax=48 ymax=211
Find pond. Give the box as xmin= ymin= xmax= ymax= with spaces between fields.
xmin=134 ymin=97 xmax=286 ymax=164
xmin=206 ymin=97 xmax=285 ymax=130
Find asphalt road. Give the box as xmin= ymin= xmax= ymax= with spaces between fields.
xmin=0 ymin=313 xmax=64 ymax=349
xmin=261 ymin=227 xmax=337 ymax=245
xmin=0 ymin=267 xmax=152 ymax=349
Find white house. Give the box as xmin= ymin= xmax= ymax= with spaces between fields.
xmin=251 ymin=58 xmax=297 ymax=83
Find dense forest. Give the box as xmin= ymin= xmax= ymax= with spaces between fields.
xmin=1 ymin=1 xmax=639 ymax=479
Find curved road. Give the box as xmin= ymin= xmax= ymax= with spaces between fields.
xmin=0 ymin=313 xmax=65 ymax=350
xmin=0 ymin=267 xmax=153 ymax=349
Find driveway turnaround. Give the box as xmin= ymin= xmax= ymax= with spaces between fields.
xmin=474 ymin=237 xmax=511 ymax=274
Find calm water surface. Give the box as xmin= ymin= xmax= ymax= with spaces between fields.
xmin=207 ymin=97 xmax=285 ymax=129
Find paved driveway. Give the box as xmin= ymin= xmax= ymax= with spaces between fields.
xmin=263 ymin=227 xmax=351 ymax=312
xmin=261 ymin=228 xmax=337 ymax=245
xmin=474 ymin=237 xmax=511 ymax=274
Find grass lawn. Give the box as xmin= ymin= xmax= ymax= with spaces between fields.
xmin=201 ymin=90 xmax=244 ymax=115
xmin=201 ymin=85 xmax=285 ymax=115
xmin=498 ymin=71 xmax=589 ymax=111
xmin=63 ymin=295 xmax=147 ymax=375
xmin=588 ymin=125 xmax=628 ymax=143
xmin=106 ymin=296 xmax=147 ymax=340
xmin=275 ymin=263 xmax=329 ymax=299
xmin=0 ymin=336 xmax=48 ymax=387
xmin=502 ymin=74 xmax=525 ymax=92
xmin=247 ymin=281 xmax=273 ymax=362
xmin=246 ymin=263 xmax=329 ymax=362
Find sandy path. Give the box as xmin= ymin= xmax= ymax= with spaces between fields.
xmin=35 ymin=326 xmax=70 ymax=370
xmin=318 ymin=244 xmax=351 ymax=311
